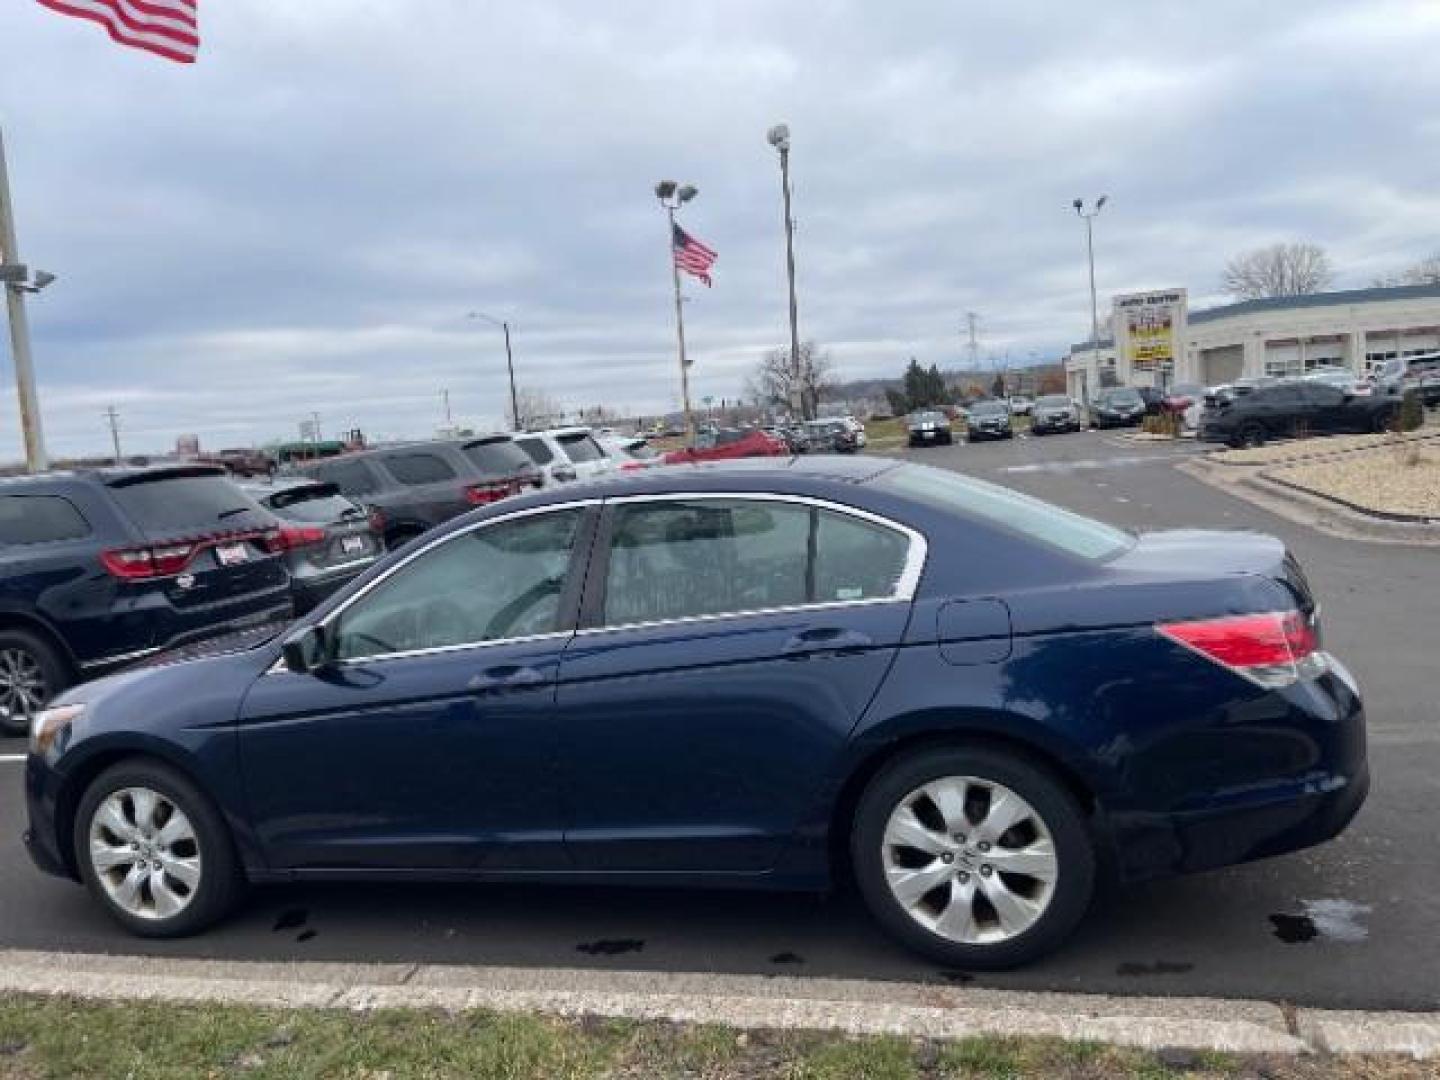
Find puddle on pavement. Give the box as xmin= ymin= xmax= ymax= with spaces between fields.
xmin=1270 ymin=899 xmax=1371 ymax=944
xmin=576 ymin=938 xmax=645 ymax=956
xmin=768 ymin=951 xmax=804 ymax=966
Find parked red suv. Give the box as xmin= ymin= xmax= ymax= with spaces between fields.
xmin=664 ymin=427 xmax=790 ymax=465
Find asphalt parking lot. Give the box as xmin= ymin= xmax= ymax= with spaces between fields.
xmin=2 ymin=430 xmax=1436 ymax=1011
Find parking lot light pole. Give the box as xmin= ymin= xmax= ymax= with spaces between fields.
xmin=767 ymin=124 xmax=804 ymax=419
xmin=1072 ymin=196 xmax=1108 ymax=398
xmin=0 ymin=126 xmax=50 ymax=473
xmin=654 ymin=181 xmax=697 ymax=440
xmin=469 ymin=311 xmax=520 ymax=431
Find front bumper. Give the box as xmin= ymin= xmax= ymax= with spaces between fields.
xmin=24 ymin=755 xmax=73 ymax=880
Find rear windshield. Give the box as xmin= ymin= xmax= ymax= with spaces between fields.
xmin=557 ymin=432 xmax=604 ymax=463
xmin=264 ymin=483 xmax=361 ymax=524
xmin=1035 ymin=395 xmax=1070 ymax=407
xmin=461 ymin=437 xmax=534 ymax=476
xmin=874 ymin=464 xmax=1133 ymax=561
xmin=383 ymin=452 xmax=458 ymax=486
xmin=110 ymin=473 xmax=270 ymax=537
xmin=515 ymin=436 xmax=554 ymax=466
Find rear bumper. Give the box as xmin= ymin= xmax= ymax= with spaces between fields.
xmin=1108 ymin=668 xmax=1369 ymax=881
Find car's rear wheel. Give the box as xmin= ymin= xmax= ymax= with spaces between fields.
xmin=0 ymin=627 xmax=69 ymax=737
xmin=851 ymin=745 xmax=1095 ymax=969
xmin=1238 ymin=422 xmax=1266 ymax=448
xmin=74 ymin=760 xmax=243 ymax=937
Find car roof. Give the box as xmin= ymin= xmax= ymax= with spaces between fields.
xmin=239 ymin=475 xmax=331 ymax=494
xmin=0 ymin=463 xmax=229 ymax=491
xmin=525 ymin=426 xmax=593 ymax=438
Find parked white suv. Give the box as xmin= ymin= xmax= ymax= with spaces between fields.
xmin=512 ymin=427 xmax=615 ymax=486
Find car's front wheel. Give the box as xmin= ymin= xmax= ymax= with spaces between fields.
xmin=851 ymin=745 xmax=1095 ymax=969
xmin=74 ymin=760 xmax=244 ymax=938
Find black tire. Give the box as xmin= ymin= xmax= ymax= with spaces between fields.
xmin=851 ymin=744 xmax=1095 ymax=970
xmin=73 ymin=759 xmax=244 ymax=938
xmin=0 ymin=626 xmax=71 ymax=737
xmin=1238 ymin=422 xmax=1266 ymax=448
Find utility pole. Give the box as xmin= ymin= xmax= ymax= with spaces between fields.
xmin=965 ymin=312 xmax=980 ymax=372
xmin=441 ymin=388 xmax=452 ymax=429
xmin=768 ymin=124 xmax=804 ymax=419
xmin=468 ymin=311 xmax=520 ymax=430
xmin=0 ymin=125 xmax=49 ymax=472
xmin=103 ymin=405 xmax=122 ymax=462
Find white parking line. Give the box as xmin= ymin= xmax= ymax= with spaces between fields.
xmin=0 ymin=754 xmax=25 ymax=764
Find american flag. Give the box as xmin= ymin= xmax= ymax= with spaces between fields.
xmin=37 ymin=0 xmax=199 ymax=64
xmin=673 ymin=224 xmax=717 ymax=287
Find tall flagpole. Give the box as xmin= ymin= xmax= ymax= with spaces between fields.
xmin=0 ymin=126 xmax=48 ymax=473
xmin=666 ymin=206 xmax=695 ymax=440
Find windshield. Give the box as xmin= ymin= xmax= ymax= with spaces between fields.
xmin=968 ymin=401 xmax=1007 ymax=416
xmin=1104 ymin=390 xmax=1142 ymax=405
xmin=909 ymin=411 xmax=945 ymax=423
xmin=109 ymin=473 xmax=270 ymax=539
xmin=263 ymin=484 xmax=361 ymax=524
xmin=1036 ymin=395 xmax=1070 ymax=408
xmin=875 ymin=464 xmax=1133 ymax=561
xmin=461 ymin=437 xmax=534 ymax=476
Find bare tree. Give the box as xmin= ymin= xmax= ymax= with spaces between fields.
xmin=510 ymin=385 xmax=564 ymax=430
xmin=745 ymin=341 xmax=835 ymax=420
xmin=1372 ymin=252 xmax=1440 ymax=288
xmin=1221 ymin=242 xmax=1333 ymax=300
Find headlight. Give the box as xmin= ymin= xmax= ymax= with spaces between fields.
xmin=30 ymin=703 xmax=84 ymax=756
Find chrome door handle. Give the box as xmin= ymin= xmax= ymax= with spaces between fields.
xmin=468 ymin=664 xmax=545 ymax=693
xmin=782 ymin=628 xmax=874 ymax=657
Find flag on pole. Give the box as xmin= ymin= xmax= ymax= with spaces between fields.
xmin=36 ymin=0 xmax=199 ymax=64
xmin=672 ymin=224 xmax=717 ymax=287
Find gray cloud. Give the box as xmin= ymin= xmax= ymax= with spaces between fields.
xmin=2 ymin=0 xmax=1439 ymax=456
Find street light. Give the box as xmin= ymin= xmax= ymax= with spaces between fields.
xmin=1073 ymin=195 xmax=1108 ymax=398
xmin=767 ymin=123 xmax=804 ymax=418
xmin=468 ymin=310 xmax=520 ymax=431
xmin=655 ymin=180 xmax=699 ymax=438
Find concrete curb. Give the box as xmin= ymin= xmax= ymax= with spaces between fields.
xmin=1176 ymin=458 xmax=1440 ymax=546
xmin=1 ymin=949 xmax=1436 ymax=1058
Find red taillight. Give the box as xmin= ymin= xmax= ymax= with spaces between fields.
xmin=270 ymin=525 xmax=327 ymax=551
xmin=101 ymin=541 xmax=198 ymax=580
xmin=1157 ymin=610 xmax=1324 ymax=688
xmin=465 ymin=481 xmax=519 ymax=506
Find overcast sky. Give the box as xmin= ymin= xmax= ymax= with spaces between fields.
xmin=3 ymin=0 xmax=1439 ymax=457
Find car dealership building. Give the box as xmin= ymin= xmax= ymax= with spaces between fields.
xmin=1065 ymin=282 xmax=1440 ymax=399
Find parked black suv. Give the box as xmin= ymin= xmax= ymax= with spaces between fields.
xmin=0 ymin=465 xmax=292 ymax=735
xmin=1199 ymin=380 xmax=1401 ymax=447
xmin=296 ymin=436 xmax=540 ymax=550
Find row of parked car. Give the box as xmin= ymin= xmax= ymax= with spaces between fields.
xmin=0 ymin=418 xmax=887 ymax=736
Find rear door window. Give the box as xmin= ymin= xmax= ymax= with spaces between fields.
xmin=0 ymin=495 xmax=91 ymax=545
xmin=556 ymin=433 xmax=604 ymax=463
xmin=461 ymin=438 xmax=534 ymax=476
xmin=813 ymin=511 xmax=911 ymax=603
xmin=382 ymin=452 xmax=457 ymax=486
xmin=109 ymin=473 xmax=269 ymax=539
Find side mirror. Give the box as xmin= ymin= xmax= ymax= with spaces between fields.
xmin=280 ymin=623 xmax=331 ymax=674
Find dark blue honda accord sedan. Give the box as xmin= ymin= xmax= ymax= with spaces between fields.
xmin=23 ymin=457 xmax=1367 ymax=968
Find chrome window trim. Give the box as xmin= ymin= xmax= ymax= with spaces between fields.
xmin=581 ymin=491 xmax=928 ymax=637
xmin=274 ymin=489 xmax=927 ymax=668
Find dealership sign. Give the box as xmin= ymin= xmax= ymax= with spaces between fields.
xmin=1115 ymin=289 xmax=1187 ymax=372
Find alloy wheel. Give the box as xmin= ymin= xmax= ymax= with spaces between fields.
xmin=88 ymin=788 xmax=203 ymax=920
xmin=881 ymin=776 xmax=1059 ymax=945
xmin=0 ymin=647 xmax=46 ymax=729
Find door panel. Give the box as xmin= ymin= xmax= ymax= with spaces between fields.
xmin=237 ymin=505 xmax=592 ymax=871
xmin=239 ymin=641 xmax=568 ymax=869
xmin=555 ymin=496 xmax=921 ymax=873
xmin=556 ymin=604 xmax=909 ymax=872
